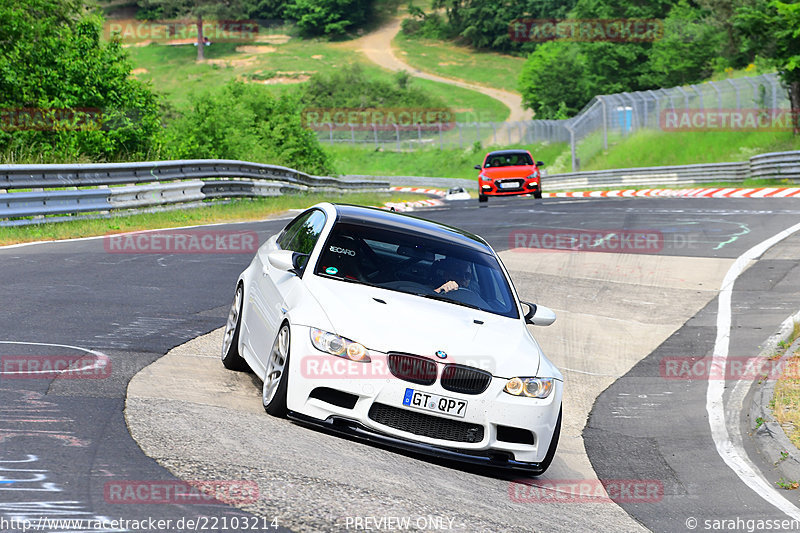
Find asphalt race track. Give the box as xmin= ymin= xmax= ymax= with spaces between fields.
xmin=2 ymin=195 xmax=800 ymax=532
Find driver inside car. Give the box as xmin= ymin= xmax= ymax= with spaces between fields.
xmin=433 ymin=257 xmax=472 ymax=294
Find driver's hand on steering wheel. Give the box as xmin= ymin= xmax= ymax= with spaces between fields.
xmin=434 ymin=280 xmax=459 ymax=293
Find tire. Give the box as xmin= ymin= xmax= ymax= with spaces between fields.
xmin=221 ymin=284 xmax=248 ymax=371
xmin=478 ymin=194 xmax=488 ymax=203
xmin=533 ymin=191 xmax=542 ymax=199
xmin=533 ymin=406 xmax=561 ymax=476
xmin=262 ymin=323 xmax=290 ymax=417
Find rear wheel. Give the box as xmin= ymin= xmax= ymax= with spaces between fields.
xmin=221 ymin=285 xmax=248 ymax=371
xmin=262 ymin=324 xmax=290 ymax=417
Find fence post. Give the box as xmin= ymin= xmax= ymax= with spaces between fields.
xmin=328 ymin=123 xmax=333 ymax=143
xmin=373 ymin=124 xmax=378 ymax=149
xmin=395 ymin=124 xmax=400 ymax=151
xmin=675 ymin=86 xmax=690 ymax=110
xmin=599 ymin=97 xmax=608 ymax=150
xmin=691 ymin=84 xmax=705 ymax=110
xmin=458 ymin=123 xmax=463 ymax=149
xmin=567 ymin=124 xmax=577 ymax=171
xmin=725 ymin=79 xmax=741 ymax=110
xmin=438 ymin=121 xmax=443 ymax=149
xmin=708 ymin=81 xmax=723 ymax=109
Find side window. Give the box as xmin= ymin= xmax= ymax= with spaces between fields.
xmin=277 ymin=212 xmax=312 ymax=250
xmin=284 ymin=210 xmax=327 ymax=255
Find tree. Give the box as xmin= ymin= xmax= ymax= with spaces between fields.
xmin=285 ymin=0 xmax=373 ymax=37
xmin=736 ymin=0 xmax=800 ymax=134
xmin=137 ymin=0 xmax=248 ymax=61
xmin=518 ymin=41 xmax=592 ymax=118
xmin=640 ymin=0 xmax=723 ymax=87
xmin=0 ymin=0 xmax=162 ymax=160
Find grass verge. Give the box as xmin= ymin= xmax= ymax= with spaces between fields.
xmin=0 ymin=191 xmax=422 ymax=246
xmin=392 ymin=32 xmax=526 ymax=95
xmin=772 ymin=322 xmax=800 ymax=449
xmin=326 ymin=142 xmax=569 ymax=178
xmin=582 ymin=130 xmax=800 ymax=171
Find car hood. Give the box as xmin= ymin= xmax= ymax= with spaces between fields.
xmin=481 ymin=166 xmax=535 ymax=179
xmin=301 ymin=276 xmax=541 ymax=377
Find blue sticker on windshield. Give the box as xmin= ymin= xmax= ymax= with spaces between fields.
xmin=325 ymin=267 xmax=339 ymax=275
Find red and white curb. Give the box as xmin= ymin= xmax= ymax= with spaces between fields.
xmin=543 ymin=187 xmax=800 ymax=199
xmin=379 ymin=186 xmax=447 ymax=212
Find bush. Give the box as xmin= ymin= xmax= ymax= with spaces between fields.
xmin=0 ymin=0 xmax=162 ymax=161
xmin=165 ymin=82 xmax=334 ymax=176
xmin=286 ymin=0 xmax=373 ymax=37
xmin=301 ymin=64 xmax=452 ymax=110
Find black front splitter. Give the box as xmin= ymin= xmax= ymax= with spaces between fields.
xmin=287 ymin=410 xmax=544 ymax=476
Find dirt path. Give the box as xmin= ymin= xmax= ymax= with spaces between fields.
xmin=353 ymin=18 xmax=533 ymax=130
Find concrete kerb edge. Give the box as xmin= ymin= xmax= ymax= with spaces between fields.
xmin=748 ymin=310 xmax=800 ymax=482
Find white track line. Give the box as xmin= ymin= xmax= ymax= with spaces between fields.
xmin=706 ymin=221 xmax=800 ymax=520
xmin=0 ymin=340 xmax=108 ymax=375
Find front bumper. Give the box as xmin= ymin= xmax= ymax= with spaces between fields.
xmin=286 ymin=326 xmax=562 ymax=466
xmin=288 ymin=410 xmax=550 ymax=474
xmin=479 ymin=178 xmax=540 ymax=196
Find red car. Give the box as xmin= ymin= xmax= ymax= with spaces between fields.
xmin=475 ymin=149 xmax=544 ymax=203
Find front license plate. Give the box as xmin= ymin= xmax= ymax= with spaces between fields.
xmin=402 ymin=388 xmax=467 ymax=418
xmin=499 ymin=181 xmax=519 ymax=189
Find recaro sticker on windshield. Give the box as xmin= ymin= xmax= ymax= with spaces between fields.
xmin=330 ymin=246 xmax=356 ymax=256
xmin=325 ymin=267 xmax=339 ymax=275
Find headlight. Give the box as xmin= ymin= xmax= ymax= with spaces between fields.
xmin=479 ymin=173 xmax=490 ymax=180
xmin=309 ymin=328 xmax=370 ymax=362
xmin=526 ymin=172 xmax=540 ymax=180
xmin=504 ymin=377 xmax=554 ymax=398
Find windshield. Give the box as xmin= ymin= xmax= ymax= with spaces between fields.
xmin=313 ymin=222 xmax=519 ymax=319
xmin=484 ymin=153 xmax=533 ymax=167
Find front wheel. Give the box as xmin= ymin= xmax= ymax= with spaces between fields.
xmin=262 ymin=324 xmax=290 ymax=417
xmin=533 ymin=191 xmax=542 ymax=199
xmin=221 ymin=285 xmax=248 ymax=371
xmin=478 ymin=194 xmax=488 ymax=203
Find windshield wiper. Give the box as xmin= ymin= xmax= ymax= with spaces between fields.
xmin=415 ymin=292 xmax=484 ymax=312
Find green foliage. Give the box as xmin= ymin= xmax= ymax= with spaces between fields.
xmin=518 ymin=42 xmax=591 ymax=119
xmin=736 ymin=0 xmax=800 ymax=120
xmin=422 ymin=0 xmax=577 ymax=53
xmin=641 ymin=1 xmax=723 ymax=87
xmin=301 ymin=64 xmax=452 ymax=110
xmin=165 ymin=82 xmax=334 ymax=175
xmin=0 ymin=0 xmax=162 ymax=161
xmin=286 ymin=0 xmax=373 ymax=37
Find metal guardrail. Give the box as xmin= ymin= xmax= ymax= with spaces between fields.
xmin=542 ymin=151 xmax=800 ymax=191
xmin=543 ymin=161 xmax=750 ymax=190
xmin=0 ymin=159 xmax=389 ymax=223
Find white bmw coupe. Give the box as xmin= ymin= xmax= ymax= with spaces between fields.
xmin=221 ymin=203 xmax=563 ymax=475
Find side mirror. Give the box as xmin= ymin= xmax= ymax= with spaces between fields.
xmin=474 ymin=164 xmax=482 ymax=170
xmin=268 ymin=250 xmax=308 ymax=274
xmin=521 ymin=301 xmax=556 ymax=326
xmin=536 ymin=161 xmax=545 ymax=167
xmin=268 ymin=250 xmax=295 ymax=272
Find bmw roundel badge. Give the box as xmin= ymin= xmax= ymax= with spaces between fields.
xmin=435 ymin=350 xmax=447 ymax=359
